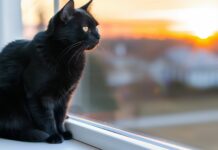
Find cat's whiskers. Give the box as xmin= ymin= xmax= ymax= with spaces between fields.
xmin=58 ymin=41 xmax=84 ymax=64
xmin=65 ymin=46 xmax=82 ymax=66
xmin=67 ymin=46 xmax=85 ymax=76
xmin=95 ymin=43 xmax=105 ymax=52
xmin=59 ymin=41 xmax=82 ymax=58
xmin=74 ymin=48 xmax=84 ymax=64
xmin=68 ymin=46 xmax=84 ymax=65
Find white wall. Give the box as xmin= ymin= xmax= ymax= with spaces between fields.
xmin=0 ymin=0 xmax=23 ymax=50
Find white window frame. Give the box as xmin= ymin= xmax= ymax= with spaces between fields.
xmin=0 ymin=0 xmax=22 ymax=48
xmin=65 ymin=116 xmax=192 ymax=150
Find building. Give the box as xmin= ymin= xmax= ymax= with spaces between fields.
xmin=150 ymin=46 xmax=218 ymax=89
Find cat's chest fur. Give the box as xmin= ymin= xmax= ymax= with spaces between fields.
xmin=24 ymin=48 xmax=85 ymax=100
xmin=54 ymin=65 xmax=85 ymax=102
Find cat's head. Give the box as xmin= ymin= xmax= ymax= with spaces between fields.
xmin=47 ymin=0 xmax=100 ymax=50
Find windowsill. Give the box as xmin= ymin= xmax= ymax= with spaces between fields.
xmin=0 ymin=116 xmax=192 ymax=150
xmin=66 ymin=116 xmax=192 ymax=150
xmin=0 ymin=138 xmax=98 ymax=150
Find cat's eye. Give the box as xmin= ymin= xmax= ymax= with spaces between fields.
xmin=83 ymin=26 xmax=89 ymax=32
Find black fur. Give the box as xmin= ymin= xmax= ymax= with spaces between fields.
xmin=0 ymin=0 xmax=100 ymax=144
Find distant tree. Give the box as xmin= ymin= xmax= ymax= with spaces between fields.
xmin=83 ymin=54 xmax=117 ymax=113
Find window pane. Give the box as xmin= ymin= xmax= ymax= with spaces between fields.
xmin=70 ymin=1 xmax=218 ymax=149
xmin=21 ymin=0 xmax=54 ymax=38
xmin=21 ymin=0 xmax=218 ymax=149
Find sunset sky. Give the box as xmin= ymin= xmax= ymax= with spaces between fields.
xmin=21 ymin=0 xmax=218 ymax=40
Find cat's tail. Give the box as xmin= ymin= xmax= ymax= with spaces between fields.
xmin=0 ymin=129 xmax=49 ymax=142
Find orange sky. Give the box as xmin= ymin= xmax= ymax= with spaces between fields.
xmin=21 ymin=0 xmax=218 ymax=43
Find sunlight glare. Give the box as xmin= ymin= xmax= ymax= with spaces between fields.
xmin=171 ymin=6 xmax=218 ymax=39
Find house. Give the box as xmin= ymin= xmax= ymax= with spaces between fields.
xmin=149 ymin=46 xmax=218 ymax=89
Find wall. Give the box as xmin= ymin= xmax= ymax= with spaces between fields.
xmin=0 ymin=0 xmax=22 ymax=50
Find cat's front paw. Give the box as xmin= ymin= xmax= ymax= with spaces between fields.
xmin=62 ymin=131 xmax=74 ymax=140
xmin=46 ymin=134 xmax=64 ymax=144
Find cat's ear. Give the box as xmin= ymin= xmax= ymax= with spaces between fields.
xmin=81 ymin=0 xmax=93 ymax=11
xmin=60 ymin=0 xmax=75 ymax=24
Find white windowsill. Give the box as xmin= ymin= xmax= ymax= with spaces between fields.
xmin=0 ymin=138 xmax=98 ymax=150
xmin=0 ymin=116 xmax=193 ymax=150
xmin=66 ymin=116 xmax=193 ymax=150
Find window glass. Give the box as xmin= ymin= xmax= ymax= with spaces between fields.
xmin=21 ymin=0 xmax=218 ymax=149
xmin=21 ymin=0 xmax=54 ymax=38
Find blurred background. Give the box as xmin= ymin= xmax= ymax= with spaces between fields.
xmin=1 ymin=0 xmax=218 ymax=149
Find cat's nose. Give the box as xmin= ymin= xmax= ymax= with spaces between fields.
xmin=93 ymin=32 xmax=100 ymax=40
xmin=95 ymin=34 xmax=100 ymax=40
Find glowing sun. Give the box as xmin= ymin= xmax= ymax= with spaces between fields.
xmin=171 ymin=6 xmax=218 ymax=39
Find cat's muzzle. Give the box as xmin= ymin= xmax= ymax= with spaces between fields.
xmin=86 ymin=40 xmax=99 ymax=50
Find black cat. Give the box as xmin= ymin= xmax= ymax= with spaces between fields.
xmin=0 ymin=0 xmax=100 ymax=144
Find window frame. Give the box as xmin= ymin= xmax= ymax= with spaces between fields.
xmin=65 ymin=116 xmax=192 ymax=150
